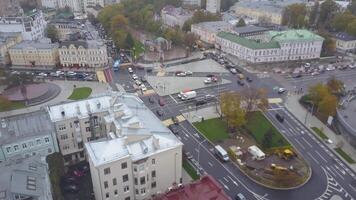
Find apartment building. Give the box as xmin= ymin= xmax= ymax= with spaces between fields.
xmin=0 ymin=32 xmax=23 ymax=66
xmin=50 ymin=19 xmax=81 ymax=41
xmin=58 ymin=40 xmax=108 ymax=68
xmin=191 ymin=21 xmax=231 ymax=44
xmin=215 ymin=29 xmax=324 ymax=63
xmin=161 ymin=6 xmax=193 ymax=28
xmin=206 ymin=0 xmax=221 ymax=14
xmin=85 ymin=93 xmax=183 ymax=200
xmin=0 ymin=10 xmax=47 ymax=41
xmin=334 ymin=32 xmax=356 ymax=53
xmin=9 ymin=40 xmax=59 ymax=67
xmin=0 ymin=156 xmax=53 ymax=200
xmin=0 ymin=111 xmax=59 ymax=163
xmin=182 ymin=0 xmax=201 ymax=7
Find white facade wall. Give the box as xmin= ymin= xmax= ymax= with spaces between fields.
xmin=83 ymin=0 xmax=105 ymax=12
xmin=336 ymin=39 xmax=356 ymax=53
xmin=206 ymin=0 xmax=221 ymax=14
xmin=41 ymin=0 xmax=58 ymax=8
xmin=191 ymin=25 xmax=217 ymax=44
xmin=182 ymin=0 xmax=201 ymax=6
xmin=57 ymin=0 xmax=83 ymax=14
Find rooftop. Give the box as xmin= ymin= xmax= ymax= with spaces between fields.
xmin=192 ymin=21 xmax=232 ymax=33
xmin=10 ymin=40 xmax=58 ymax=50
xmin=153 ymin=175 xmax=231 ymax=200
xmin=269 ymin=29 xmax=324 ymax=42
xmin=0 ymin=156 xmax=52 ymax=200
xmin=334 ymin=32 xmax=356 ymax=41
xmin=234 ymin=0 xmax=308 ymax=14
xmin=217 ymin=31 xmax=280 ymax=49
xmin=0 ymin=110 xmax=54 ymax=145
xmin=233 ymin=25 xmax=269 ymax=34
xmin=0 ymin=32 xmax=21 ymax=46
xmin=85 ymin=92 xmax=182 ymax=167
xmin=161 ymin=5 xmax=193 ymax=18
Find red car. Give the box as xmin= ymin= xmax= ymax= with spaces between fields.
xmin=158 ymin=98 xmax=165 ymax=106
xmin=73 ymin=170 xmax=85 ymax=177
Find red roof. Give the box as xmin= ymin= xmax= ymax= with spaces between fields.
xmin=152 ymin=175 xmax=232 ymax=200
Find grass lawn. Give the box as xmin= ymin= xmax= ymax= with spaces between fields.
xmin=133 ymin=41 xmax=145 ymax=59
xmin=334 ymin=148 xmax=356 ymax=164
xmin=193 ymin=118 xmax=229 ymax=142
xmin=0 ymin=101 xmax=26 ymax=112
xmin=183 ymin=160 xmax=200 ymax=181
xmin=311 ymin=127 xmax=329 ymax=140
xmin=68 ymin=87 xmax=92 ymax=100
xmin=245 ymin=111 xmax=290 ymax=149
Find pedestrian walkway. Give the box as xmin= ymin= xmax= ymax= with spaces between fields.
xmin=285 ymin=94 xmax=356 ymax=171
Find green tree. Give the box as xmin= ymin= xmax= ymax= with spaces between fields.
xmin=110 ymin=14 xmax=128 ymax=32
xmin=319 ymin=93 xmax=338 ymax=118
xmin=241 ymin=87 xmax=269 ymax=113
xmin=45 ymin=25 xmax=59 ymax=43
xmin=219 ymin=92 xmax=246 ymax=130
xmin=318 ymin=30 xmax=336 ymax=56
xmin=318 ymin=0 xmax=340 ymax=29
xmin=0 ymin=96 xmax=12 ymax=111
xmin=182 ymin=10 xmax=221 ymax=31
xmin=332 ymin=11 xmax=356 ymax=32
xmin=262 ymin=129 xmax=274 ymax=149
xmin=309 ymin=1 xmax=319 ymax=27
xmin=326 ymin=76 xmax=344 ymax=95
xmin=236 ymin=18 xmax=246 ymax=27
xmin=46 ymin=153 xmax=65 ymax=200
xmin=346 ymin=19 xmax=356 ymax=36
xmin=308 ymin=82 xmax=330 ymax=106
xmin=282 ymin=3 xmax=308 ymax=28
xmin=87 ymin=13 xmax=99 ymax=25
xmin=113 ymin=29 xmax=128 ymax=48
xmin=183 ymin=32 xmax=197 ymax=48
xmin=125 ymin=33 xmax=135 ymax=49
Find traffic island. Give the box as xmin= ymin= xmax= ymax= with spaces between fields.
xmin=193 ymin=111 xmax=311 ymax=189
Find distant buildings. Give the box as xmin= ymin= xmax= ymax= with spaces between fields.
xmin=206 ymin=0 xmax=221 ymax=14
xmin=0 ymin=32 xmax=23 ymax=66
xmin=182 ymin=0 xmax=201 ymax=7
xmin=40 ymin=0 xmax=58 ymax=9
xmin=9 ymin=40 xmax=59 ymax=67
xmin=153 ymin=175 xmax=231 ymax=200
xmin=85 ymin=93 xmax=183 ymax=200
xmin=191 ymin=21 xmax=232 ymax=44
xmin=0 ymin=156 xmax=53 ymax=200
xmin=216 ymin=29 xmax=324 ymax=63
xmin=161 ymin=6 xmax=193 ymax=28
xmin=0 ymin=10 xmax=47 ymax=41
xmin=0 ymin=0 xmax=22 ymax=17
xmin=41 ymin=0 xmax=106 ymax=14
xmin=57 ymin=0 xmax=83 ymax=15
xmin=58 ymin=40 xmax=108 ymax=68
xmin=334 ymin=32 xmax=356 ymax=53
xmin=0 ymin=111 xmax=59 ymax=163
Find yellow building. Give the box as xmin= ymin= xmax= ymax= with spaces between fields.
xmin=9 ymin=40 xmax=59 ymax=67
xmin=0 ymin=32 xmax=23 ymax=66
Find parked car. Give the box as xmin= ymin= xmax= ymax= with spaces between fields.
xmin=132 ymin=74 xmax=138 ymax=80
xmin=62 ymin=184 xmax=79 ymax=193
xmin=246 ymin=77 xmax=252 ymax=82
xmin=275 ymin=113 xmax=284 ymax=123
xmin=186 ymin=71 xmax=193 ymax=75
xmin=66 ymin=71 xmax=76 ymax=77
xmin=204 ymin=78 xmax=212 ymax=84
xmin=230 ymin=68 xmax=237 ymax=74
xmin=176 ymin=72 xmax=187 ymax=77
xmin=237 ymin=80 xmax=244 ymax=86
xmin=128 ymin=67 xmax=133 ymax=73
xmin=196 ymin=100 xmax=207 ymax=106
xmin=158 ymin=98 xmax=165 ymax=106
xmin=78 ymin=164 xmax=89 ymax=174
xmin=50 ymin=72 xmax=59 ymax=77
xmin=135 ymin=80 xmax=142 ymax=86
xmin=156 ymin=109 xmax=164 ymax=116
xmin=325 ymin=139 xmax=333 ymax=144
xmin=184 ymin=151 xmax=193 ymax=160
xmin=292 ymin=74 xmax=302 ymax=78
xmin=278 ymin=88 xmax=286 ymax=94
xmin=38 ymin=72 xmax=48 ymax=77
xmin=235 ymin=193 xmax=246 ymax=200
xmin=168 ymin=124 xmax=179 ymax=134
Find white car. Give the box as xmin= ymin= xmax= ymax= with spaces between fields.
xmin=132 ymin=74 xmax=138 ymax=80
xmin=56 ymin=71 xmax=65 ymax=75
xmin=176 ymin=72 xmax=187 ymax=77
xmin=326 ymin=65 xmax=335 ymax=71
xmin=38 ymin=72 xmax=48 ymax=77
xmin=186 ymin=71 xmax=193 ymax=75
xmin=325 ymin=139 xmax=333 ymax=144
xmin=204 ymin=78 xmax=212 ymax=84
xmin=311 ymin=72 xmax=319 ymax=76
xmin=230 ymin=68 xmax=237 ymax=74
xmin=128 ymin=67 xmax=133 ymax=73
xmin=135 ymin=80 xmax=142 ymax=86
xmin=349 ymin=65 xmax=356 ymax=69
xmin=140 ymin=85 xmax=147 ymax=91
xmin=278 ymin=87 xmax=286 ymax=94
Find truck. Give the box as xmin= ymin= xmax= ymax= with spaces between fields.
xmin=214 ymin=145 xmax=229 ymax=162
xmin=181 ymin=91 xmax=197 ymax=100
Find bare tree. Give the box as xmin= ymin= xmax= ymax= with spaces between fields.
xmin=240 ymin=87 xmax=269 ymax=113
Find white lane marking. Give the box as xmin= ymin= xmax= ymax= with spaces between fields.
xmin=228 ymin=175 xmax=239 ymax=186
xmin=169 ymin=94 xmax=178 ymax=103
xmin=349 ymin=184 xmax=356 ymax=192
xmin=326 ymin=166 xmax=337 ymax=177
xmin=295 ymin=139 xmax=306 ymax=149
xmin=302 ymin=137 xmax=313 ymax=148
xmin=315 ymin=151 xmax=328 ymax=163
xmin=223 ymin=177 xmax=229 ymax=183
xmin=307 ymin=152 xmax=320 ymax=164
xmin=330 ymin=165 xmax=345 ymax=180
xmin=208 ymin=162 xmax=213 ymax=167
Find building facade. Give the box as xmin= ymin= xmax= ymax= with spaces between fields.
xmin=334 ymin=32 xmax=356 ymax=53
xmin=206 ymin=0 xmax=221 ymax=14
xmin=85 ymin=93 xmax=183 ymax=200
xmin=83 ymin=0 xmax=105 ymax=12
xmin=0 ymin=10 xmax=47 ymax=41
xmin=0 ymin=32 xmax=23 ymax=66
xmin=216 ymin=29 xmax=324 ymax=63
xmin=182 ymin=0 xmax=201 ymax=7
xmin=58 ymin=40 xmax=108 ymax=68
xmin=9 ymin=40 xmax=59 ymax=67
xmin=50 ymin=19 xmax=81 ymax=41
xmin=161 ymin=6 xmax=193 ymax=28
xmin=57 ymin=0 xmax=83 ymax=14
xmin=232 ymin=25 xmax=270 ymax=40
xmin=191 ymin=21 xmax=232 ymax=44
xmin=40 ymin=0 xmax=58 ymax=8
xmin=0 ymin=111 xmax=59 ymax=163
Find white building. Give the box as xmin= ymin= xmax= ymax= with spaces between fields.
xmin=191 ymin=21 xmax=232 ymax=44
xmin=334 ymin=32 xmax=356 ymax=53
xmin=161 ymin=6 xmax=193 ymax=28
xmin=40 ymin=0 xmax=58 ymax=8
xmin=206 ymin=0 xmax=221 ymax=14
xmin=0 ymin=10 xmax=47 ymax=41
xmin=57 ymin=0 xmax=83 ymax=15
xmin=215 ymin=29 xmax=324 ymax=63
xmin=83 ymin=0 xmax=105 ymax=12
xmin=85 ymin=92 xmax=183 ymax=200
xmin=58 ymin=40 xmax=108 ymax=68
xmin=182 ymin=0 xmax=201 ymax=7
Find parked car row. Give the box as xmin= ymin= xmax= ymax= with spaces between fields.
xmin=292 ymin=62 xmax=356 ymax=77
xmin=9 ymin=70 xmax=96 ymax=81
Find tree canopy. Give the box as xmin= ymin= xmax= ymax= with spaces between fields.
xmin=318 ymin=0 xmax=340 ymax=29
xmin=282 ymin=3 xmax=308 ymax=28
xmin=45 ymin=25 xmax=59 ymax=43
xmin=182 ymin=10 xmax=221 ymax=31
xmin=236 ymin=18 xmax=246 ymax=27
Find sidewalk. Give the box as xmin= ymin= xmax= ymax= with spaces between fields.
xmin=285 ymin=94 xmax=356 ymax=171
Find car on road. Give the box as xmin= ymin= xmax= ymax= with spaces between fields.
xmin=168 ymin=124 xmax=179 ymax=135
xmin=62 ymin=184 xmax=79 ymax=193
xmin=278 ymin=87 xmax=286 ymax=94
xmin=176 ymin=71 xmax=187 ymax=77
xmin=84 ymin=75 xmax=95 ymax=81
xmin=246 ymin=77 xmax=252 ymax=82
xmin=186 ymin=71 xmax=193 ymax=75
xmin=205 ymin=94 xmax=215 ymax=101
xmin=292 ymin=74 xmax=302 ymax=78
xmin=140 ymin=84 xmax=147 ymax=92
xmin=204 ymin=78 xmax=213 ymax=84
xmin=235 ymin=193 xmax=246 ymax=200
xmin=149 ymin=97 xmax=155 ymax=104
xmin=326 ymin=65 xmax=335 ymax=71
xmin=135 ymin=80 xmax=142 ymax=86
xmin=311 ymin=71 xmax=319 ymax=76
xmin=184 ymin=151 xmax=193 ymax=160
xmin=66 ymin=71 xmax=77 ymax=77
xmin=230 ymin=68 xmax=237 ymax=74
xmin=349 ymin=64 xmax=356 ymax=69
xmin=275 ymin=113 xmax=284 ymax=123
xmin=237 ymin=80 xmax=244 ymax=86
xmin=325 ymin=139 xmax=333 ymax=144
xmin=156 ymin=109 xmax=164 ymax=116
xmin=128 ymin=67 xmax=133 ymax=73
xmin=38 ymin=72 xmax=48 ymax=77
xmin=132 ymin=74 xmax=138 ymax=80
xmin=158 ymin=98 xmax=165 ymax=106
xmin=50 ymin=72 xmax=60 ymax=77
xmin=196 ymin=100 xmax=207 ymax=106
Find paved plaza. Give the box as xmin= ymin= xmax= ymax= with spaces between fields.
xmin=165 ymin=59 xmax=229 ymax=73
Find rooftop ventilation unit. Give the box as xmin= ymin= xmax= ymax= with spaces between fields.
xmin=140 ymin=141 xmax=149 ymax=154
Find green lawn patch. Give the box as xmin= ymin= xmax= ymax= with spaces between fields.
xmin=132 ymin=41 xmax=145 ymax=59
xmin=311 ymin=127 xmax=329 ymax=140
xmin=68 ymin=87 xmax=92 ymax=100
xmin=0 ymin=101 xmax=26 ymax=112
xmin=245 ymin=111 xmax=290 ymax=149
xmin=183 ymin=160 xmax=200 ymax=180
xmin=193 ymin=118 xmax=229 ymax=142
xmin=334 ymin=148 xmax=356 ymax=164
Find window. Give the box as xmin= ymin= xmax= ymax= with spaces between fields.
xmin=104 ymin=168 xmax=110 ymax=175
xmin=104 ymin=181 xmax=108 ymax=189
xmin=14 ymin=145 xmax=19 ymax=151
xmin=134 ymin=177 xmax=138 ymax=185
xmin=125 ymin=197 xmax=130 ymax=200
xmin=86 ymin=127 xmax=91 ymax=132
xmin=124 ymin=185 xmax=129 ymax=192
xmin=36 ymin=139 xmax=41 ymax=145
xmin=58 ymin=124 xmax=66 ymax=131
xmin=140 ymin=188 xmax=146 ymax=195
xmin=135 ymin=189 xmax=139 ymax=195
xmin=140 ymin=176 xmax=145 ymax=185
xmin=29 ymin=141 xmax=34 ymax=147
xmin=151 ymin=181 xmax=156 ymax=188
xmin=105 ymin=193 xmax=109 ymax=198
xmin=152 ymin=159 xmax=155 ymax=165
xmin=123 ymin=174 xmax=129 ymax=182
xmin=152 ymin=170 xmax=156 ymax=178
xmin=44 ymin=137 xmax=50 ymax=143
xmin=134 ymin=166 xmax=137 ymax=172
xmin=121 ymin=162 xmax=127 ymax=169
xmin=63 ymin=145 xmax=70 ymax=150
xmin=114 ymin=190 xmax=118 ymax=196
xmin=6 ymin=147 xmax=11 ymax=153
xmin=22 ymin=143 xmax=27 ymax=149
xmin=113 ymin=178 xmax=117 ymax=186
xmin=139 ymin=165 xmax=144 ymax=171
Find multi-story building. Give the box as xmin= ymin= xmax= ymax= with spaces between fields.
xmin=83 ymin=0 xmax=105 ymax=12
xmin=0 ymin=10 xmax=47 ymax=41
xmin=231 ymin=25 xmax=270 ymax=40
xmin=206 ymin=0 xmax=221 ymax=14
xmin=50 ymin=19 xmax=81 ymax=41
xmin=104 ymin=0 xmax=121 ymax=6
xmin=85 ymin=92 xmax=183 ymax=200
xmin=334 ymin=32 xmax=356 ymax=53
xmin=161 ymin=6 xmax=193 ymax=28
xmin=40 ymin=0 xmax=58 ymax=9
xmin=9 ymin=40 xmax=59 ymax=67
xmin=0 ymin=111 xmax=59 ymax=163
xmin=0 ymin=0 xmax=22 ymax=17
xmin=182 ymin=0 xmax=201 ymax=7
xmin=47 ymin=95 xmax=113 ymax=165
xmin=57 ymin=0 xmax=83 ymax=15
xmin=191 ymin=21 xmax=232 ymax=44
xmin=0 ymin=32 xmax=23 ymax=66
xmin=58 ymin=40 xmax=108 ymax=68
xmin=0 ymin=156 xmax=53 ymax=200
xmin=215 ymin=29 xmax=324 ymax=63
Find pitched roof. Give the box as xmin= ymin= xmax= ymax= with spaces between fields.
xmin=334 ymin=32 xmax=356 ymax=41
xmin=233 ymin=25 xmax=269 ymax=34
xmin=217 ymin=31 xmax=280 ymax=49
xmin=269 ymin=29 xmax=324 ymax=42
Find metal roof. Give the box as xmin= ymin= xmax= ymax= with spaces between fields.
xmin=217 ymin=31 xmax=280 ymax=49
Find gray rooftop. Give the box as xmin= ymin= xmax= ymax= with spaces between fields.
xmin=235 ymin=0 xmax=307 ymax=14
xmin=233 ymin=25 xmax=270 ymax=34
xmin=0 ymin=110 xmax=55 ymax=145
xmin=0 ymin=32 xmax=21 ymax=46
xmin=334 ymin=32 xmax=356 ymax=41
xmin=192 ymin=21 xmax=232 ymax=33
xmin=59 ymin=39 xmax=105 ymax=49
xmin=11 ymin=40 xmax=58 ymax=50
xmin=0 ymin=156 xmax=52 ymax=200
